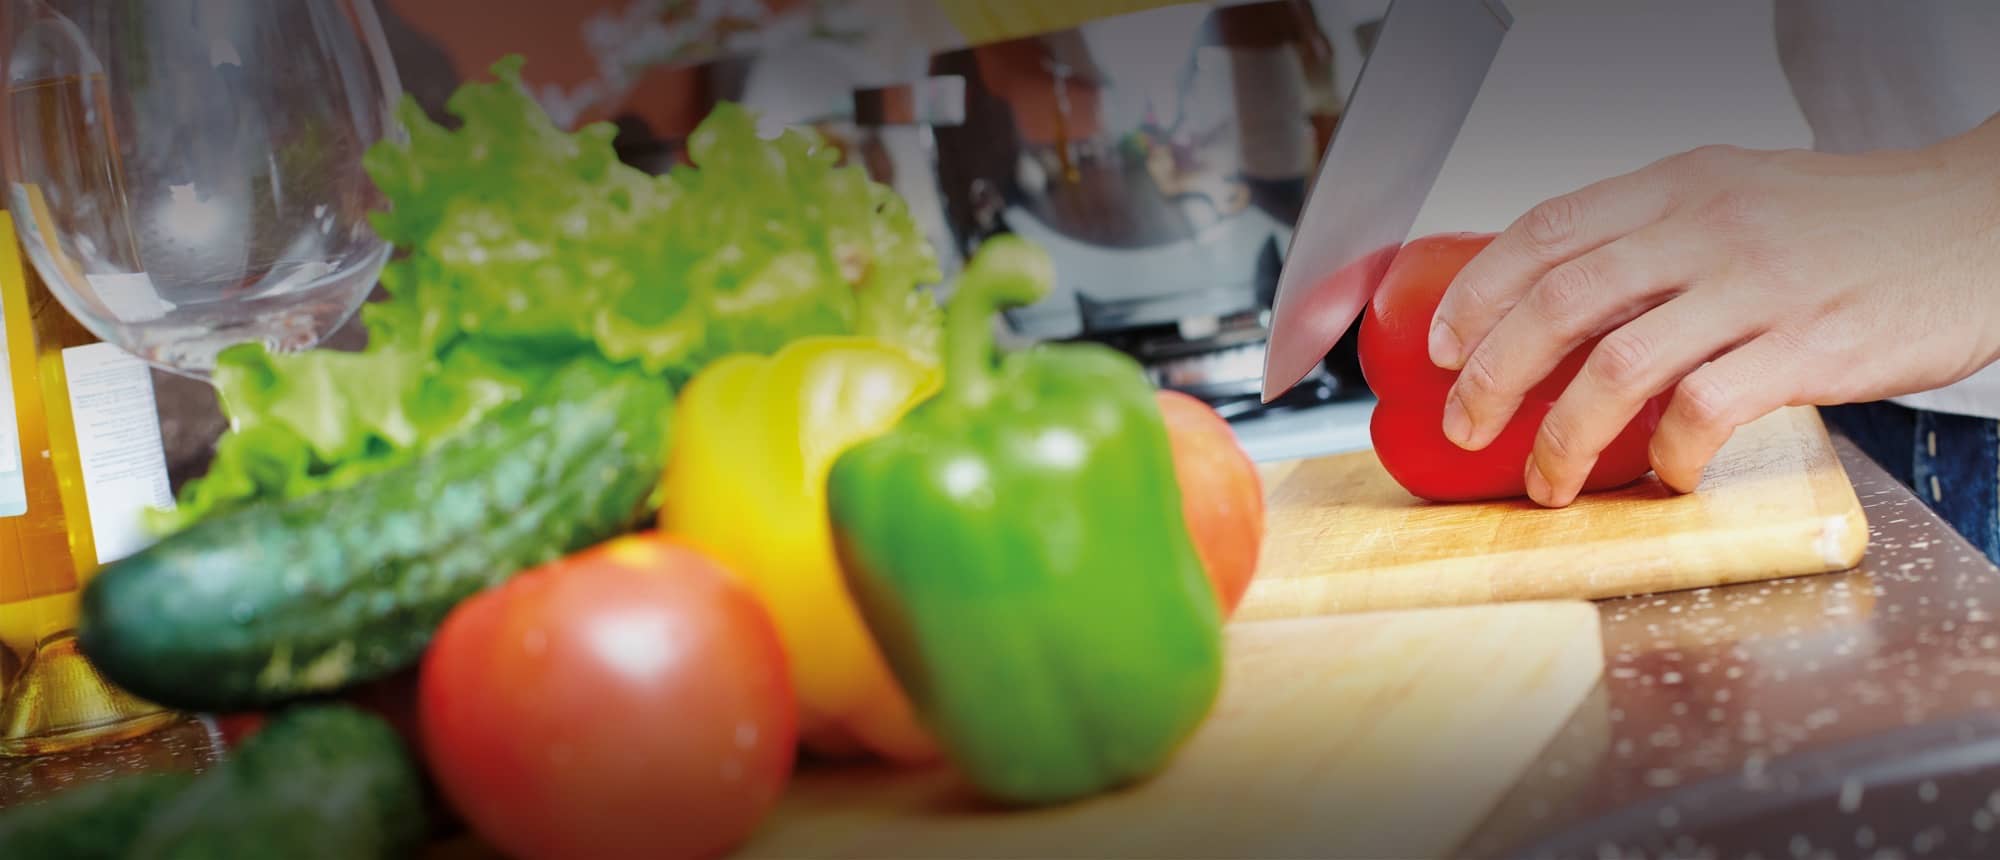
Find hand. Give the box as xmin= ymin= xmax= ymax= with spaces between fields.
xmin=1426 ymin=115 xmax=2000 ymax=507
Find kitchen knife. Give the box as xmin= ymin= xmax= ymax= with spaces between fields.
xmin=1260 ymin=0 xmax=1513 ymax=403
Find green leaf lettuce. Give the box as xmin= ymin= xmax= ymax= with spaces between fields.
xmin=154 ymin=56 xmax=944 ymax=532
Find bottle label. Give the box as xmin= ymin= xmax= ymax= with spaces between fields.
xmin=0 ymin=315 xmax=23 ymax=519
xmin=61 ymin=343 xmax=174 ymax=564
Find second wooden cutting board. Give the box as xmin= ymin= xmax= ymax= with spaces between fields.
xmin=738 ymin=601 xmax=1604 ymax=859
xmin=932 ymin=0 xmax=1195 ymax=45
xmin=1240 ymin=406 xmax=1869 ymax=620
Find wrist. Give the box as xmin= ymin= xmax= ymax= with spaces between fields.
xmin=1935 ymin=112 xmax=2000 ymax=182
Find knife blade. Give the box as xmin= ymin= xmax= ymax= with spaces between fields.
xmin=1260 ymin=0 xmax=1513 ymax=403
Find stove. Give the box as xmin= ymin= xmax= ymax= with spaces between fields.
xmin=912 ymin=0 xmax=1382 ymax=420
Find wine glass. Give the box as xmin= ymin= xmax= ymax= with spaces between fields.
xmin=1 ymin=0 xmax=406 ymax=379
xmin=0 ymin=0 xmax=403 ymax=755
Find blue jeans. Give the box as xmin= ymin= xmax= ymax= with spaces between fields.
xmin=1821 ymin=401 xmax=2000 ymax=565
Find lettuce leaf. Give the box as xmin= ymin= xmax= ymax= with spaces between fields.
xmin=152 ymin=56 xmax=943 ymax=532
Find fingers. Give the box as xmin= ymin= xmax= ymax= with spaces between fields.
xmin=1521 ymin=291 xmax=1764 ymax=507
xmin=1429 ymin=161 xmax=1682 ymax=373
xmin=1648 ymin=332 xmax=1803 ymax=495
xmin=1443 ymin=224 xmax=1708 ymax=451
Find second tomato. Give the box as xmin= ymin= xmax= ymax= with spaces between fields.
xmin=1156 ymin=390 xmax=1264 ymax=617
xmin=417 ymin=534 xmax=797 ymax=860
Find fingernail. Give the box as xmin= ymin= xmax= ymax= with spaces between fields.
xmin=1525 ymin=459 xmax=1552 ymax=505
xmin=1429 ymin=321 xmax=1461 ymax=369
xmin=1442 ymin=395 xmax=1473 ymax=449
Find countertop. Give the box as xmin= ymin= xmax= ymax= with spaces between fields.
xmin=1465 ymin=435 xmax=2000 ymax=859
xmin=10 ymin=415 xmax=2000 ymax=860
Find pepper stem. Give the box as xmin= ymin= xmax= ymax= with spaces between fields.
xmin=944 ymin=236 xmax=1055 ymax=406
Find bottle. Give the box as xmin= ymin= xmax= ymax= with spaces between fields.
xmin=0 ymin=0 xmax=179 ymax=756
xmin=0 ymin=209 xmax=178 ymax=757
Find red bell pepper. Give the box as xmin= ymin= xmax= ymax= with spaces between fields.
xmin=1357 ymin=232 xmax=1669 ymax=502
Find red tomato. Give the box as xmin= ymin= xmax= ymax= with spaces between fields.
xmin=418 ymin=533 xmax=797 ymax=860
xmin=213 ymin=675 xmax=421 ymax=761
xmin=1358 ymin=232 xmax=1670 ymax=502
xmin=209 ymin=712 xmax=267 ymax=751
xmin=1156 ymin=390 xmax=1264 ymax=617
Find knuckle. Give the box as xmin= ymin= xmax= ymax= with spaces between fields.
xmin=1679 ymin=143 xmax=1747 ymax=173
xmin=1735 ymin=238 xmax=1804 ymax=292
xmin=1451 ymin=275 xmax=1501 ymax=319
xmin=1761 ymin=325 xmax=1812 ymax=361
xmin=1760 ymin=330 xmax=1831 ymax=399
xmin=1688 ymin=188 xmax=1784 ymax=242
xmin=1520 ymin=195 xmax=1586 ymax=256
xmin=1534 ymin=261 xmax=1603 ymax=334
xmin=1458 ymin=348 xmax=1505 ymax=401
xmin=1676 ymin=373 xmax=1736 ymax=433
xmin=1537 ymin=415 xmax=1583 ymax=464
xmin=1693 ymin=188 xmax=1762 ymax=233
xmin=1589 ymin=330 xmax=1655 ymax=393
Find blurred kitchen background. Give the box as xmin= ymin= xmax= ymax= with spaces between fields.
xmin=153 ymin=0 xmax=1821 ymax=473
xmin=377 ymin=0 xmax=1397 ymax=463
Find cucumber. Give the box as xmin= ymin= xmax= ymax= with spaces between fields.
xmin=79 ymin=358 xmax=674 ymax=712
xmin=128 ymin=706 xmax=429 ymax=860
xmin=0 ymin=771 xmax=196 ymax=860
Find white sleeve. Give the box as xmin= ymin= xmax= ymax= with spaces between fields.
xmin=1773 ymin=0 xmax=2000 ymax=154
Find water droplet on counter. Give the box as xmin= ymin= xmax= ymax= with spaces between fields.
xmin=1840 ymin=778 xmax=1864 ymax=813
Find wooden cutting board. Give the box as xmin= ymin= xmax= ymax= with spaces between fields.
xmin=1239 ymin=406 xmax=1868 ymax=621
xmin=932 ymin=0 xmax=1197 ymax=45
xmin=737 ymin=600 xmax=1604 ymax=859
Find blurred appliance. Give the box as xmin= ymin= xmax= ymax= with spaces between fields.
xmin=604 ymin=2 xmax=1383 ymax=417
xmin=922 ymin=0 xmax=1374 ymax=413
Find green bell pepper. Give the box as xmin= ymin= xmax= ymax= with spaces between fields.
xmin=826 ymin=236 xmax=1225 ymax=807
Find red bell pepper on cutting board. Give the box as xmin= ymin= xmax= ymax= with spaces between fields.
xmin=1358 ymin=232 xmax=1670 ymax=503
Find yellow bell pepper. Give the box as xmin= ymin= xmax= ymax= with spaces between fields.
xmin=659 ymin=335 xmax=942 ymax=764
